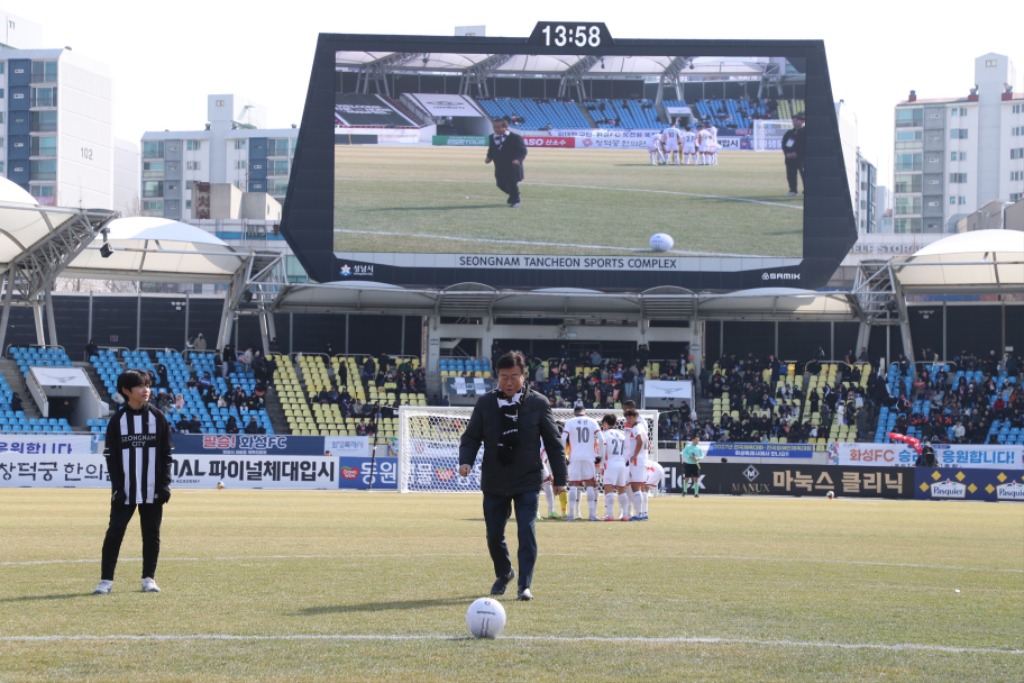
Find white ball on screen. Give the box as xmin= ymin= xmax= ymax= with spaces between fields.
xmin=466 ymin=597 xmax=507 ymax=639
xmin=649 ymin=233 xmax=674 ymax=252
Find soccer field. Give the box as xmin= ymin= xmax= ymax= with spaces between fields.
xmin=334 ymin=146 xmax=804 ymax=259
xmin=1 ymin=489 xmax=1021 ymax=682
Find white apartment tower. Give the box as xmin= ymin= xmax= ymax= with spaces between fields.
xmin=140 ymin=94 xmax=297 ymax=220
xmin=892 ymin=53 xmax=1023 ymax=233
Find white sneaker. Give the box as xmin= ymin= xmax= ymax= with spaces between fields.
xmin=141 ymin=577 xmax=161 ymax=593
xmin=92 ymin=580 xmax=113 ymax=595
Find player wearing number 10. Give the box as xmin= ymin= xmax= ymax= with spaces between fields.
xmin=562 ymin=403 xmax=602 ymax=521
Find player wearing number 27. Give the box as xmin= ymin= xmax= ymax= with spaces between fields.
xmin=459 ymin=351 xmax=566 ymax=601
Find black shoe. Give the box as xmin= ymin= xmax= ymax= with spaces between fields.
xmin=490 ymin=569 xmax=515 ymax=596
xmin=517 ymin=587 xmax=533 ymax=601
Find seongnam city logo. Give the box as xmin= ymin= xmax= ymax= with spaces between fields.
xmin=338 ymin=264 xmax=376 ymax=278
xmin=930 ymin=479 xmax=967 ymax=499
xmin=996 ymin=480 xmax=1024 ymax=501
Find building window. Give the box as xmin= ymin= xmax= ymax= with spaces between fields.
xmin=1011 ymin=192 xmax=1024 ymax=202
xmin=895 ymin=108 xmax=923 ymax=127
xmin=142 ymin=161 xmax=165 ymax=179
xmin=1014 ymin=104 xmax=1023 ymax=114
xmin=894 ymin=174 xmax=923 ymax=194
xmin=268 ymin=178 xmax=289 ymax=196
xmin=1012 ymin=127 xmax=1024 ymax=136
xmin=30 ymin=135 xmax=57 ymax=157
xmin=233 ymin=139 xmax=246 ymax=150
xmin=29 ymin=111 xmax=57 ymax=132
xmin=894 ymin=218 xmax=922 ymax=233
xmin=949 ymin=128 xmax=968 ymax=140
xmin=235 ymin=160 xmax=247 ymax=170
xmin=895 ymin=153 xmax=922 ymax=172
xmin=948 ymin=196 xmax=956 ymax=206
xmin=950 ymin=107 xmax=967 ymax=117
xmin=1011 ymin=148 xmax=1024 ymax=160
xmin=267 ymin=138 xmax=291 ymax=157
xmin=950 ymin=151 xmax=966 ymax=161
xmin=894 ymin=197 xmax=922 ymax=214
xmin=29 ymin=160 xmax=57 ymax=181
xmin=186 ymin=140 xmax=202 ymax=151
xmin=142 ymin=141 xmax=164 ymax=159
xmin=1012 ymin=171 xmax=1024 ymax=182
xmin=141 ymin=200 xmax=164 ymax=215
xmin=186 ymin=161 xmax=201 ymax=171
xmin=30 ymin=61 xmax=58 ymax=83
xmin=958 ymin=196 xmax=967 ymax=205
xmin=268 ymin=159 xmax=289 ymax=176
xmin=142 ymin=181 xmax=164 ymax=198
xmin=949 ymin=173 xmax=967 ymax=184
xmin=30 ymin=87 xmax=57 ymax=107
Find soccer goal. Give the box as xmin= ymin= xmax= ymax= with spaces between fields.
xmin=397 ymin=405 xmax=659 ymax=493
xmin=752 ymin=119 xmax=790 ymax=152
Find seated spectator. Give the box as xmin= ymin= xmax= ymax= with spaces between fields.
xmin=174 ymin=393 xmax=185 ymax=410
xmin=225 ymin=416 xmax=240 ymax=434
xmin=244 ymin=416 xmax=263 ymax=434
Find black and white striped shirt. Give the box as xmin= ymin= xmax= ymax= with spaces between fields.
xmin=105 ymin=404 xmax=173 ymax=505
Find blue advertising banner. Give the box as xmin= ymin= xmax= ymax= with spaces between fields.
xmin=914 ymin=468 xmax=1024 ymax=502
xmin=337 ymin=456 xmax=398 ymax=490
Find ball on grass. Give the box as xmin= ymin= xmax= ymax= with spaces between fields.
xmin=649 ymin=233 xmax=674 ymax=252
xmin=466 ymin=597 xmax=506 ymax=639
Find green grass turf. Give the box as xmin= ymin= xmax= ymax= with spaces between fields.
xmin=334 ymin=146 xmax=803 ymax=258
xmin=1 ymin=489 xmax=1021 ymax=682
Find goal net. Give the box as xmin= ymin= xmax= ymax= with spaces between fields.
xmin=752 ymin=119 xmax=790 ymax=152
xmin=397 ymin=405 xmax=659 ymax=493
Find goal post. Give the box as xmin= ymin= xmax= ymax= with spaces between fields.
xmin=752 ymin=119 xmax=790 ymax=152
xmin=397 ymin=405 xmax=659 ymax=493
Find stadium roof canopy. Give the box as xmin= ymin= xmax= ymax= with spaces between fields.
xmin=335 ymin=51 xmax=779 ymax=82
xmin=267 ymin=282 xmax=857 ymax=322
xmin=62 ymin=217 xmax=251 ymax=284
xmin=891 ymin=229 xmax=1024 ymax=294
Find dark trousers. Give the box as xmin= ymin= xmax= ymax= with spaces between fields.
xmin=785 ymin=157 xmax=804 ymax=193
xmin=482 ymin=489 xmax=539 ymax=589
xmin=494 ymin=165 xmax=523 ymax=204
xmin=100 ymin=501 xmax=164 ymax=580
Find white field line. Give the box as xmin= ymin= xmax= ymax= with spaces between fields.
xmin=3 ymin=552 xmax=1020 ymax=574
xmin=0 ymin=632 xmax=1020 ymax=655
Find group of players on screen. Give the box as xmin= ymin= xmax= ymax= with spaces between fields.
xmin=539 ymin=403 xmax=676 ymax=523
xmin=647 ymin=119 xmax=719 ymax=166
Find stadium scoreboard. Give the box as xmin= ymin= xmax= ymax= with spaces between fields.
xmin=282 ymin=22 xmax=857 ymax=291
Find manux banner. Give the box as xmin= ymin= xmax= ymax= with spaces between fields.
xmin=682 ymin=462 xmax=915 ymax=498
xmin=915 ymin=468 xmax=1024 ymax=502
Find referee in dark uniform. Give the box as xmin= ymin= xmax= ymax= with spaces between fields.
xmin=93 ymin=369 xmax=174 ymax=594
xmin=485 ymin=117 xmax=528 ymax=207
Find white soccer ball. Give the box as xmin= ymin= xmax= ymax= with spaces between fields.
xmin=466 ymin=597 xmax=507 ymax=639
xmin=649 ymin=233 xmax=674 ymax=252
xmin=826 ymin=491 xmax=835 ymax=500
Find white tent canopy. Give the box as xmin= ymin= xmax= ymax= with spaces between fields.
xmin=892 ymin=229 xmax=1024 ymax=293
xmin=63 ymin=217 xmax=250 ymax=283
xmin=0 ymin=177 xmax=95 ymax=268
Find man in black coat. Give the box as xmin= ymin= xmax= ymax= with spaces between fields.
xmin=459 ymin=351 xmax=566 ymax=601
xmin=781 ymin=112 xmax=806 ymax=196
xmin=485 ymin=118 xmax=528 ymax=208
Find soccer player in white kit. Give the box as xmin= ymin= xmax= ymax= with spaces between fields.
xmin=562 ymin=403 xmax=602 ymax=521
xmin=706 ymin=123 xmax=719 ymax=165
xmin=598 ymin=414 xmax=630 ymax=521
xmin=681 ymin=126 xmax=697 ymax=166
xmin=646 ymin=131 xmax=665 ymax=166
xmin=539 ymin=440 xmax=557 ymax=519
xmin=661 ymin=120 xmax=683 ymax=166
xmin=623 ymin=408 xmax=649 ymax=521
xmin=697 ymin=123 xmax=714 ymax=166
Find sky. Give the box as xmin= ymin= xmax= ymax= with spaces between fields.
xmin=4 ymin=0 xmax=1020 ymax=184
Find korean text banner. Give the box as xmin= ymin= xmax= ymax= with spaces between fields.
xmin=689 ymin=462 xmax=915 ymax=498
xmin=337 ymin=456 xmax=398 ymax=490
xmin=174 ymin=434 xmax=323 ymax=457
xmin=0 ymin=434 xmax=96 ymax=457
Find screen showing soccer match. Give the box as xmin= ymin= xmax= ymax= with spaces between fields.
xmin=283 ymin=25 xmax=856 ymax=290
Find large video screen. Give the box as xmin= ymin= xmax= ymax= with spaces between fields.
xmin=283 ymin=25 xmax=857 ymax=291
